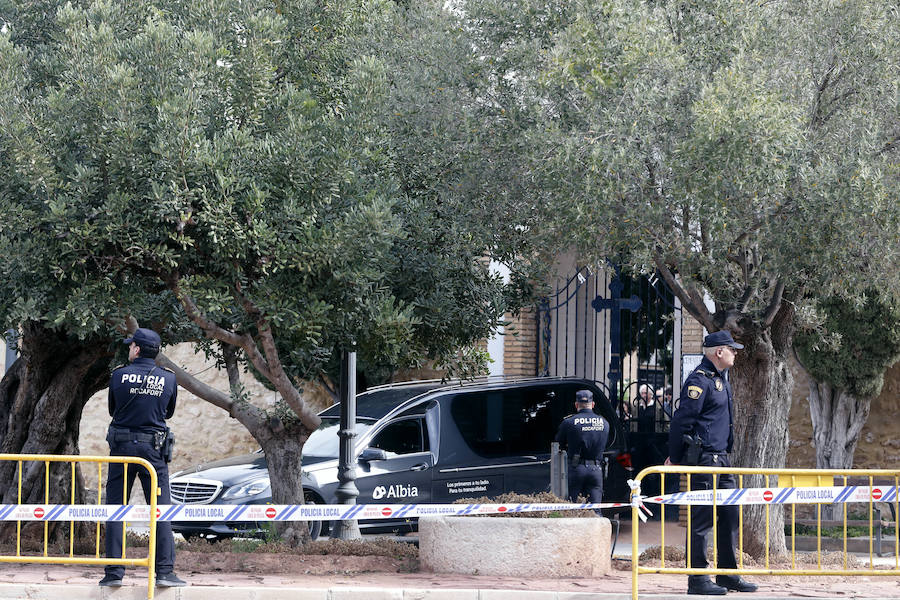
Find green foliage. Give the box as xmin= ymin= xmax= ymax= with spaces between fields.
xmin=620 ymin=273 xmax=675 ymax=370
xmin=0 ymin=0 xmax=540 ymax=390
xmin=795 ymin=292 xmax=900 ymax=399
xmin=493 ymin=0 xmax=900 ymax=324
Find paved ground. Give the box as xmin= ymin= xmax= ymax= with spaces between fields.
xmin=0 ymin=519 xmax=898 ymax=599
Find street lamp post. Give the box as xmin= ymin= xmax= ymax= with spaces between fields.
xmin=331 ymin=348 xmax=361 ymax=539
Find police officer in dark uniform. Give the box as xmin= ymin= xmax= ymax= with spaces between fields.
xmin=666 ymin=331 xmax=757 ymax=595
xmin=555 ymin=389 xmax=609 ymax=503
xmin=100 ymin=328 xmax=186 ymax=588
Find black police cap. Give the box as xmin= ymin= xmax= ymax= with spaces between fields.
xmin=702 ymin=330 xmax=744 ymax=349
xmin=575 ymin=390 xmax=593 ymax=403
xmin=123 ymin=327 xmax=161 ymax=350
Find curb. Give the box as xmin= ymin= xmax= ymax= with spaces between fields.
xmin=1 ymin=584 xmax=899 ymax=600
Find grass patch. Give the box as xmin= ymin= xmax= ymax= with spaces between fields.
xmin=786 ymin=523 xmax=896 ymax=539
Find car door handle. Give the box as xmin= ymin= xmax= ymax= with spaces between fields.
xmin=409 ymin=463 xmax=429 ymax=472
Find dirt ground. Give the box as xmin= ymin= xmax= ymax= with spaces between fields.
xmin=175 ymin=548 xmax=415 ymax=576
xmin=1 ymin=545 xmax=900 ymax=599
xmin=2 ymin=527 xmax=900 ymax=598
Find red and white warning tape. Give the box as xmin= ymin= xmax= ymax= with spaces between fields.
xmin=0 ymin=500 xmax=629 ymax=522
xmin=0 ymin=485 xmax=893 ymax=522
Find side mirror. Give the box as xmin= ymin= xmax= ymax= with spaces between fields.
xmin=358 ymin=447 xmax=388 ymax=462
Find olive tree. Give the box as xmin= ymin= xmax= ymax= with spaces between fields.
xmin=795 ymin=293 xmax=900 ymax=472
xmin=464 ymin=0 xmax=900 ymax=555
xmin=0 ymin=0 xmax=539 ymax=542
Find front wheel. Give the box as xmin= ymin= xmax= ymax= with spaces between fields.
xmin=304 ymin=490 xmax=330 ymax=540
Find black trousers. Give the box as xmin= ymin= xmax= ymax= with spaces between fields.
xmin=687 ymin=452 xmax=738 ymax=581
xmin=105 ymin=438 xmax=175 ymax=577
xmin=567 ymin=463 xmax=604 ymax=503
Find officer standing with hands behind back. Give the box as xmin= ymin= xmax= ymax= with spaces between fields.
xmin=100 ymin=327 xmax=186 ymax=588
xmin=666 ymin=331 xmax=757 ymax=596
xmin=555 ymin=389 xmax=609 ymax=503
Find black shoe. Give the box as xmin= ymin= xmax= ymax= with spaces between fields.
xmin=687 ymin=577 xmax=728 ymax=595
xmin=156 ymin=572 xmax=187 ymax=587
xmin=716 ymin=575 xmax=758 ymax=592
xmin=98 ymin=574 xmax=123 ymax=587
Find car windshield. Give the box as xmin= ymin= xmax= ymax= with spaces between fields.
xmin=301 ymin=417 xmax=375 ymax=458
xmin=319 ymin=383 xmax=443 ymax=420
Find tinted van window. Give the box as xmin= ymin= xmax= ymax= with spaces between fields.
xmin=370 ymin=418 xmax=428 ymax=455
xmin=450 ymin=386 xmax=565 ymax=458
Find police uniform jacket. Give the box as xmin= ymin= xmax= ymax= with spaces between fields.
xmin=555 ymin=408 xmax=609 ymax=461
xmin=667 ymin=356 xmax=733 ymax=463
xmin=108 ymin=357 xmax=177 ymax=433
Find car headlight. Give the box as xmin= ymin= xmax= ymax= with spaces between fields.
xmin=220 ymin=477 xmax=270 ymax=500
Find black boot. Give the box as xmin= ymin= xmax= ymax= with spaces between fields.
xmin=687 ymin=576 xmax=727 ymax=595
xmin=716 ymin=575 xmax=758 ymax=592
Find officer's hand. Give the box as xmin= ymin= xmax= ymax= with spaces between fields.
xmin=664 ymin=457 xmax=673 ymax=466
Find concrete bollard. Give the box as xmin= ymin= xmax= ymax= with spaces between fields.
xmin=418 ymin=515 xmax=611 ymax=577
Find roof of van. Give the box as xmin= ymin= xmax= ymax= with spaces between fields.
xmin=317 ymin=376 xmax=594 ymax=421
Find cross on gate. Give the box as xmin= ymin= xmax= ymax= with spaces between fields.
xmin=591 ymin=271 xmax=642 ymax=405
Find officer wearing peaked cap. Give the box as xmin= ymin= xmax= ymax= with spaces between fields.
xmin=555 ymin=389 xmax=609 ymax=504
xmin=666 ymin=330 xmax=757 ymax=595
xmin=100 ymin=328 xmax=186 ymax=588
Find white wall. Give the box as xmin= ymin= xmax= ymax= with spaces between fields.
xmin=486 ymin=260 xmax=511 ymax=376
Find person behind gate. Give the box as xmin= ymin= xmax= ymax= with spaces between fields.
xmin=100 ymin=327 xmax=186 ymax=588
xmin=665 ymin=330 xmax=758 ymax=596
xmin=555 ymin=389 xmax=609 ymax=503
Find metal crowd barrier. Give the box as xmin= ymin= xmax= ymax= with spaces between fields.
xmin=0 ymin=453 xmax=160 ymax=599
xmin=630 ymin=466 xmax=900 ymax=600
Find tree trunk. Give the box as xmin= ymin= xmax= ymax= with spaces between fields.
xmin=0 ymin=322 xmax=112 ymax=547
xmin=806 ymin=379 xmax=870 ymax=520
xmin=160 ymin=343 xmax=318 ymax=545
xmin=730 ymin=313 xmax=794 ymax=559
xmin=254 ymin=415 xmax=312 ymax=545
xmin=807 ymin=380 xmax=869 ymax=471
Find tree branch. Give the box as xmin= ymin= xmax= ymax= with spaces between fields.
xmin=699 ymin=216 xmax=711 ymax=255
xmin=845 ymin=396 xmax=867 ymax=441
xmin=167 ymin=274 xmax=274 ymax=382
xmin=254 ymin=317 xmax=321 ymax=432
xmin=318 ymin=374 xmax=339 ymax=403
xmin=653 ymin=253 xmax=716 ymax=331
xmin=227 ymin=283 xmax=321 ymax=431
xmin=164 ymin=276 xmax=320 ymax=430
xmin=124 ymin=315 xmax=266 ymax=431
xmin=818 ymin=87 xmax=859 ymax=125
xmin=762 ymin=280 xmax=786 ymax=328
xmin=732 ymin=200 xmax=792 ymax=248
xmin=876 ymin=133 xmax=899 ymax=156
xmin=736 ymin=286 xmax=756 ymax=313
xmin=809 ymin=53 xmax=837 ymax=129
xmin=222 ymin=343 xmax=243 ymax=391
xmin=155 ymin=352 xmax=230 ymax=412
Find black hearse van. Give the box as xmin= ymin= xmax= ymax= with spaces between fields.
xmin=170 ymin=377 xmax=630 ymax=540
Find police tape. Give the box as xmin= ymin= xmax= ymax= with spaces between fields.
xmin=0 ymin=485 xmax=895 ymax=522
xmin=646 ymin=485 xmax=898 ymax=506
xmin=0 ymin=501 xmax=629 ymax=522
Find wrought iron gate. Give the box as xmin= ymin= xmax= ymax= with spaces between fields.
xmin=537 ymin=264 xmax=682 ymax=499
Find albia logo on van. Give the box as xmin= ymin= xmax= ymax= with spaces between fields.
xmin=372 ymin=484 xmax=419 ymax=500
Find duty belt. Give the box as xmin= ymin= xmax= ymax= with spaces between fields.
xmin=700 ymin=450 xmax=728 ymax=463
xmin=110 ymin=427 xmax=158 ymax=443
xmin=572 ymin=459 xmax=603 ymax=466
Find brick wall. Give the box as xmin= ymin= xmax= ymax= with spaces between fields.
xmin=502 ymin=307 xmax=538 ymax=376
xmin=681 ymin=313 xmax=705 ymax=354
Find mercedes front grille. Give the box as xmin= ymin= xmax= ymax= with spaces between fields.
xmin=170 ymin=478 xmax=223 ymax=504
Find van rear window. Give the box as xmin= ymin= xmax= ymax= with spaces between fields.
xmin=450 ymin=387 xmax=563 ymax=458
